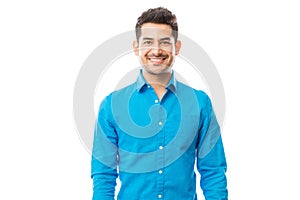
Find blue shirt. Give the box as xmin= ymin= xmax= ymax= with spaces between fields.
xmin=92 ymin=70 xmax=227 ymax=200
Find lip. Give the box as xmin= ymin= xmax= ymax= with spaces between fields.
xmin=147 ymin=56 xmax=167 ymax=65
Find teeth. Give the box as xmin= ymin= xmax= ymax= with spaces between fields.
xmin=150 ymin=58 xmax=162 ymax=62
xmin=149 ymin=58 xmax=164 ymax=64
xmin=149 ymin=57 xmax=163 ymax=59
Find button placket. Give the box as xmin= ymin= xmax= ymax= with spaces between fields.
xmin=157 ymin=104 xmax=165 ymax=200
xmin=156 ymin=105 xmax=166 ymax=199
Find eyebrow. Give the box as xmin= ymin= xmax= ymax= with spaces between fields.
xmin=160 ymin=37 xmax=171 ymax=41
xmin=142 ymin=37 xmax=171 ymax=41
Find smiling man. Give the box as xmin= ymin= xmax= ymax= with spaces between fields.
xmin=133 ymin=22 xmax=181 ymax=100
xmin=91 ymin=7 xmax=228 ymax=200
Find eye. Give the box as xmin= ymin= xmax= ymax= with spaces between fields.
xmin=143 ymin=40 xmax=152 ymax=45
xmin=160 ymin=41 xmax=171 ymax=46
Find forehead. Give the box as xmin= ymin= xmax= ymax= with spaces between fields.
xmin=140 ymin=23 xmax=173 ymax=39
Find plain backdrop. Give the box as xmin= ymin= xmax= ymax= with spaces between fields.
xmin=1 ymin=0 xmax=299 ymax=199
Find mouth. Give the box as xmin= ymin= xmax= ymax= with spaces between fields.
xmin=147 ymin=56 xmax=167 ymax=65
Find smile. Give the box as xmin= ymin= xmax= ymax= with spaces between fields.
xmin=147 ymin=57 xmax=167 ymax=64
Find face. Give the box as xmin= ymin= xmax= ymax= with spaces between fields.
xmin=134 ymin=23 xmax=181 ymax=75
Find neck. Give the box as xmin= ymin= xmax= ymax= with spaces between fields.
xmin=142 ymin=70 xmax=172 ymax=101
xmin=142 ymin=70 xmax=172 ymax=87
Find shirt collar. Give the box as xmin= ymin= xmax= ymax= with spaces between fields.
xmin=136 ymin=69 xmax=177 ymax=93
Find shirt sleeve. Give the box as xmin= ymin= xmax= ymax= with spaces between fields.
xmin=91 ymin=95 xmax=118 ymax=200
xmin=196 ymin=92 xmax=228 ymax=200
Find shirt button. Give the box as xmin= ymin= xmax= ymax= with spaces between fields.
xmin=159 ymin=146 xmax=163 ymax=150
xmin=158 ymin=121 xmax=163 ymax=126
xmin=158 ymin=194 xmax=162 ymax=198
xmin=147 ymin=85 xmax=151 ymax=88
xmin=159 ymin=170 xmax=163 ymax=174
xmin=154 ymin=99 xmax=159 ymax=103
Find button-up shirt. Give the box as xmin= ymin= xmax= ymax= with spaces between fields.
xmin=92 ymin=70 xmax=227 ymax=200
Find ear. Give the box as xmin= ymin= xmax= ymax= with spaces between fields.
xmin=133 ymin=40 xmax=139 ymax=56
xmin=175 ymin=40 xmax=182 ymax=55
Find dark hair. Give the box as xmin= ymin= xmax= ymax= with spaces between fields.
xmin=135 ymin=7 xmax=178 ymax=42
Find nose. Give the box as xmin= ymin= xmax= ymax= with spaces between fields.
xmin=150 ymin=44 xmax=163 ymax=55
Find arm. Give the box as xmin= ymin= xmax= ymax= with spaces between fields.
xmin=196 ymin=94 xmax=228 ymax=200
xmin=91 ymin=96 xmax=118 ymax=200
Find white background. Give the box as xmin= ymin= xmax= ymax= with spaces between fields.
xmin=1 ymin=0 xmax=299 ymax=199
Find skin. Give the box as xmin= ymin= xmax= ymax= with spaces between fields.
xmin=133 ymin=23 xmax=181 ymax=100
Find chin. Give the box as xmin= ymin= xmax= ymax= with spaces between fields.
xmin=145 ymin=67 xmax=172 ymax=75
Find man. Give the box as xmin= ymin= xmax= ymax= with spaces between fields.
xmin=92 ymin=7 xmax=227 ymax=200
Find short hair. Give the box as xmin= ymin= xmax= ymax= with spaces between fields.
xmin=135 ymin=7 xmax=178 ymax=42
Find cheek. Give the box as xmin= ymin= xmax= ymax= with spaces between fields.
xmin=139 ymin=49 xmax=151 ymax=58
xmin=167 ymin=53 xmax=174 ymax=60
